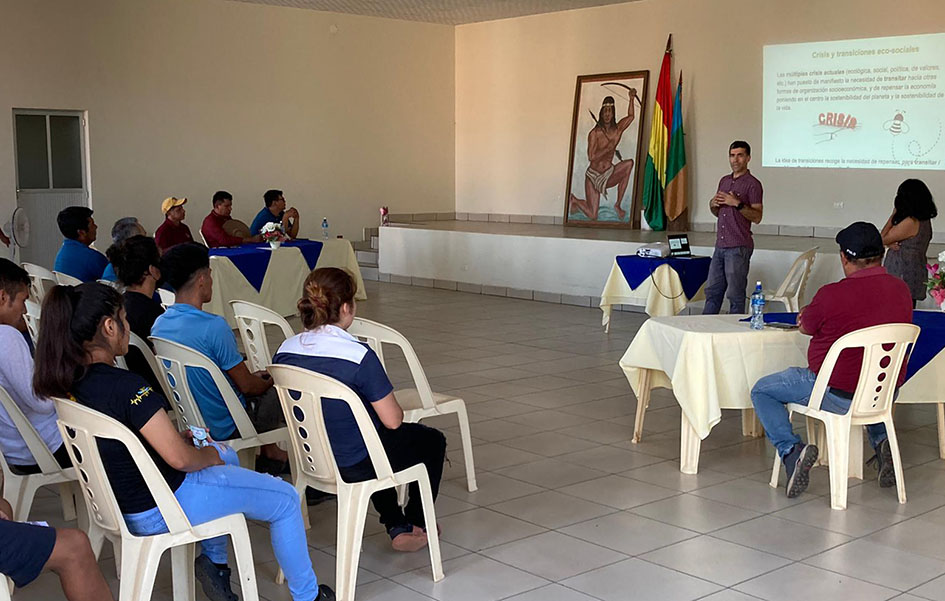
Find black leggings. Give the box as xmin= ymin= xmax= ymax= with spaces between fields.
xmin=338 ymin=422 xmax=447 ymax=535
xmin=9 ymin=443 xmax=73 ymax=475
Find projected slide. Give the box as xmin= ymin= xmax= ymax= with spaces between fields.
xmin=763 ymin=33 xmax=945 ymax=170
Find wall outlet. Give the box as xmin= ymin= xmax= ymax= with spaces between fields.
xmin=833 ymin=201 xmax=844 ymax=209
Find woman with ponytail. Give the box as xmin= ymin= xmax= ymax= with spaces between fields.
xmin=34 ymin=282 xmax=334 ymax=601
xmin=273 ymin=268 xmax=447 ymax=553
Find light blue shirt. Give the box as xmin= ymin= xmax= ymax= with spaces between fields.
xmin=250 ymin=207 xmax=284 ymax=236
xmin=151 ymin=304 xmax=246 ymax=440
xmin=53 ymin=239 xmax=109 ymax=282
xmin=101 ymin=263 xmax=117 ymax=282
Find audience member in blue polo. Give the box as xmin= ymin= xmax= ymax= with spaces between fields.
xmin=151 ymin=243 xmax=290 ymax=473
xmin=100 ymin=217 xmax=147 ymax=282
xmin=249 ymin=189 xmax=300 ymax=238
xmin=53 ymin=206 xmax=108 ymax=282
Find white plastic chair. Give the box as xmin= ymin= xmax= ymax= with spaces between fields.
xmin=766 ymin=247 xmax=818 ymax=312
xmin=149 ymin=337 xmax=291 ymax=470
xmin=349 ymin=317 xmax=477 ymax=492
xmin=269 ymin=364 xmax=443 ymax=599
xmin=0 ymin=577 xmax=11 ymax=601
xmin=21 ymin=263 xmax=57 ymax=303
xmin=53 ymin=398 xmax=259 ymax=601
xmin=769 ymin=323 xmax=919 ymax=510
xmin=156 ymin=288 xmax=176 ymax=310
xmin=198 ymin=229 xmax=209 ymax=246
xmin=98 ymin=278 xmax=121 ymax=290
xmin=230 ymin=301 xmax=296 ymax=373
xmin=23 ymin=300 xmax=41 ymax=346
xmin=0 ymin=385 xmax=79 ymax=522
xmin=53 ymin=271 xmax=82 ymax=286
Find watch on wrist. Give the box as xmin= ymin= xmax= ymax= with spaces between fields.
xmin=736 ymin=202 xmax=746 ymax=211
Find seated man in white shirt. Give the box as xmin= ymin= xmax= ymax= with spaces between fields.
xmin=0 ymin=259 xmax=71 ymax=474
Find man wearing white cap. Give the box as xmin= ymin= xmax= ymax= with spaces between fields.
xmin=154 ymin=197 xmax=193 ymax=254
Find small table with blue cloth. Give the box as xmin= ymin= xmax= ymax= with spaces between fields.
xmin=599 ymin=255 xmax=712 ymax=332
xmin=203 ymin=238 xmax=367 ymax=326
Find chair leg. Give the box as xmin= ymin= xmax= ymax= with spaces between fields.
xmin=116 ymin=538 xmax=148 ymax=601
xmin=58 ymin=482 xmax=77 ymax=521
xmin=415 ymin=473 xmax=444 ymax=583
xmin=237 ymin=447 xmax=257 ymax=471
xmin=170 ymin=544 xmax=197 ymax=601
xmin=334 ymin=486 xmax=372 ymax=601
xmin=453 ymin=404 xmax=478 ymax=492
xmin=883 ymin=418 xmax=908 ymax=505
xmin=679 ymin=413 xmax=702 ymax=475
xmin=825 ymin=420 xmax=850 ymax=510
xmin=632 ymin=369 xmax=652 ymax=443
xmin=769 ymin=410 xmax=790 ymax=488
xmin=3 ymin=477 xmax=25 ymax=522
xmin=12 ymin=480 xmax=39 ymax=522
xmin=230 ymin=524 xmax=261 ymax=601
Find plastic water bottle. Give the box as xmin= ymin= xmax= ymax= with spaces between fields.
xmin=750 ymin=281 xmax=765 ymax=330
xmin=321 ymin=218 xmax=329 ymax=239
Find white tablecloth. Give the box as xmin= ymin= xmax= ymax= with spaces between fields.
xmin=599 ymin=260 xmax=705 ymax=331
xmin=619 ymin=315 xmax=809 ymax=440
xmin=205 ymin=239 xmax=367 ymax=326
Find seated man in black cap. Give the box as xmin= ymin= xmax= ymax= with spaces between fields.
xmin=751 ymin=222 xmax=912 ymax=498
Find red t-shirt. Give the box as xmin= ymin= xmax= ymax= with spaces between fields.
xmin=154 ymin=218 xmax=193 ymax=253
xmin=201 ymin=212 xmax=243 ymax=248
xmin=800 ymin=266 xmax=912 ymax=393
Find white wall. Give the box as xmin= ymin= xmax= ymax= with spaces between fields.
xmin=0 ymin=0 xmax=455 ymax=245
xmin=455 ymin=0 xmax=945 ymax=229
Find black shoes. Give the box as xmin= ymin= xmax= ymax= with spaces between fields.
xmin=867 ymin=438 xmax=897 ymax=488
xmin=194 ymin=554 xmax=238 ymax=601
xmin=254 ymin=456 xmax=291 ymax=476
xmin=306 ymin=487 xmax=334 ymax=506
xmin=783 ymin=443 xmax=818 ymax=498
xmin=315 ymin=584 xmax=336 ymax=600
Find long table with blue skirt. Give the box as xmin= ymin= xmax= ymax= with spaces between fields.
xmin=204 ymin=239 xmax=367 ymax=326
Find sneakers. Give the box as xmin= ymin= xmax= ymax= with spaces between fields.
xmin=194 ymin=554 xmax=238 ymax=601
xmin=868 ymin=438 xmax=897 ymax=488
xmin=783 ymin=443 xmax=818 ymax=498
xmin=315 ymin=584 xmax=336 ymax=601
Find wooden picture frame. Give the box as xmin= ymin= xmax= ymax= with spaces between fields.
xmin=564 ymin=70 xmax=649 ymax=228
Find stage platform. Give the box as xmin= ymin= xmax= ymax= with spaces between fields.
xmin=378 ymin=220 xmax=944 ymax=311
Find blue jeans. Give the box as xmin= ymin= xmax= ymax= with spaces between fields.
xmin=123 ymin=444 xmax=318 ymax=601
xmin=751 ymin=367 xmax=888 ymax=459
xmin=703 ymin=246 xmax=753 ymax=314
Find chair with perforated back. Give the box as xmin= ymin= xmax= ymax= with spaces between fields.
xmin=156 ymin=288 xmax=176 ymax=310
xmin=198 ymin=229 xmax=209 ymax=246
xmin=269 ymin=364 xmax=443 ymax=599
xmin=0 ymin=385 xmax=79 ymax=522
xmin=23 ymin=300 xmax=41 ymax=346
xmin=349 ymin=317 xmax=477 ymax=492
xmin=0 ymin=577 xmax=11 ymax=601
xmin=53 ymin=271 xmax=82 ymax=287
xmin=53 ymin=398 xmax=259 ymax=601
xmin=230 ymin=300 xmax=296 ymax=373
xmin=766 ymin=247 xmax=818 ymax=312
xmin=769 ymin=323 xmax=919 ymax=510
xmin=21 ymin=263 xmax=57 ymax=303
xmin=148 ymin=337 xmax=291 ymax=471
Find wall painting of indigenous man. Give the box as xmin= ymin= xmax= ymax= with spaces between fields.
xmin=564 ymin=71 xmax=649 ymax=228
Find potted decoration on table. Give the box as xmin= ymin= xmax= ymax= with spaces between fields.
xmin=928 ymin=250 xmax=945 ymax=311
xmin=261 ymin=222 xmax=287 ymax=249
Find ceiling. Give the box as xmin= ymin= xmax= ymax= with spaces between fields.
xmin=227 ymin=0 xmax=641 ymax=25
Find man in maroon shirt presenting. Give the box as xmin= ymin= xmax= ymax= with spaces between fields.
xmin=751 ymin=222 xmax=912 ymax=498
xmin=201 ymin=191 xmax=262 ymax=248
xmin=703 ymin=141 xmax=764 ymax=314
xmin=154 ymin=197 xmax=194 ymax=254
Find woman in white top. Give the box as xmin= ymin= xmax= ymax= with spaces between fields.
xmin=0 ymin=260 xmax=69 ymax=474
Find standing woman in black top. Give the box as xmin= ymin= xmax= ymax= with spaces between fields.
xmin=881 ymin=179 xmax=937 ymax=307
xmin=33 ymin=282 xmax=335 ymax=601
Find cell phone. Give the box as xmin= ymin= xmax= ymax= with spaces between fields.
xmin=189 ymin=425 xmax=210 ymax=448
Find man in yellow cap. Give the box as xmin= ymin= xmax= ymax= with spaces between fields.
xmin=154 ymin=196 xmax=193 ymax=254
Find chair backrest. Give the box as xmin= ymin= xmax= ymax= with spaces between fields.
xmin=53 ymin=398 xmax=192 ymax=539
xmin=53 ymin=271 xmax=83 ymax=286
xmin=773 ymin=247 xmax=818 ymax=301
xmin=97 ymin=279 xmax=121 ymax=290
xmin=198 ymin=229 xmax=209 ymax=246
xmin=21 ymin=263 xmax=57 ymax=303
xmin=23 ymin=300 xmax=41 ymax=345
xmin=156 ymin=288 xmax=176 ymax=310
xmin=809 ymin=323 xmax=920 ymax=420
xmin=128 ymin=333 xmax=176 ymax=404
xmin=268 ymin=364 xmax=395 ymax=487
xmin=348 ymin=318 xmax=436 ymax=410
xmin=149 ymin=337 xmax=257 ymax=437
xmin=0 ymin=384 xmax=63 ymax=474
xmin=230 ymin=301 xmax=296 ymax=372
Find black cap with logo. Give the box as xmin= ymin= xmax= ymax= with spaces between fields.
xmin=835 ymin=221 xmax=884 ymax=259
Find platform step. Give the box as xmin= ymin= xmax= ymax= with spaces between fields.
xmin=360 ymin=265 xmax=379 ymax=281
xmin=356 ymin=249 xmax=378 ymax=264
xmin=353 ymin=239 xmax=373 ymax=251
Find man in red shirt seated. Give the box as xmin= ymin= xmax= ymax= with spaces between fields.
xmin=154 ymin=196 xmax=194 ymax=254
xmin=751 ymin=222 xmax=912 ymax=498
xmin=200 ymin=190 xmax=262 ymax=248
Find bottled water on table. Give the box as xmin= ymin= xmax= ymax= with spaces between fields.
xmin=750 ymin=281 xmax=765 ymax=330
xmin=321 ymin=218 xmax=330 ymax=239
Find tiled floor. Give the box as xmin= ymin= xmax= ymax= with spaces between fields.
xmin=15 ymin=280 xmax=945 ymax=600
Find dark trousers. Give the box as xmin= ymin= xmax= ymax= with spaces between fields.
xmin=703 ymin=246 xmax=753 ymax=314
xmin=9 ymin=443 xmax=72 ymax=475
xmin=338 ymin=422 xmax=446 ymax=535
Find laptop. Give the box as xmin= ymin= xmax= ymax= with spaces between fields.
xmin=667 ymin=233 xmax=692 ymax=257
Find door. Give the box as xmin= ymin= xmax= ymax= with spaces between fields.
xmin=12 ymin=109 xmax=90 ymax=268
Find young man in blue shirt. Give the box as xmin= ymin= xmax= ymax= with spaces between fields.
xmin=53 ymin=206 xmax=108 ymax=282
xmin=250 ymin=189 xmax=300 ymax=238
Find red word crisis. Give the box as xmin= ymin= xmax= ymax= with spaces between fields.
xmin=818 ymin=112 xmax=858 ymax=128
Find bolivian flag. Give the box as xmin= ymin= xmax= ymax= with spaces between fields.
xmin=641 ymin=38 xmax=672 ymax=230
xmin=664 ymin=75 xmax=687 ymax=221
